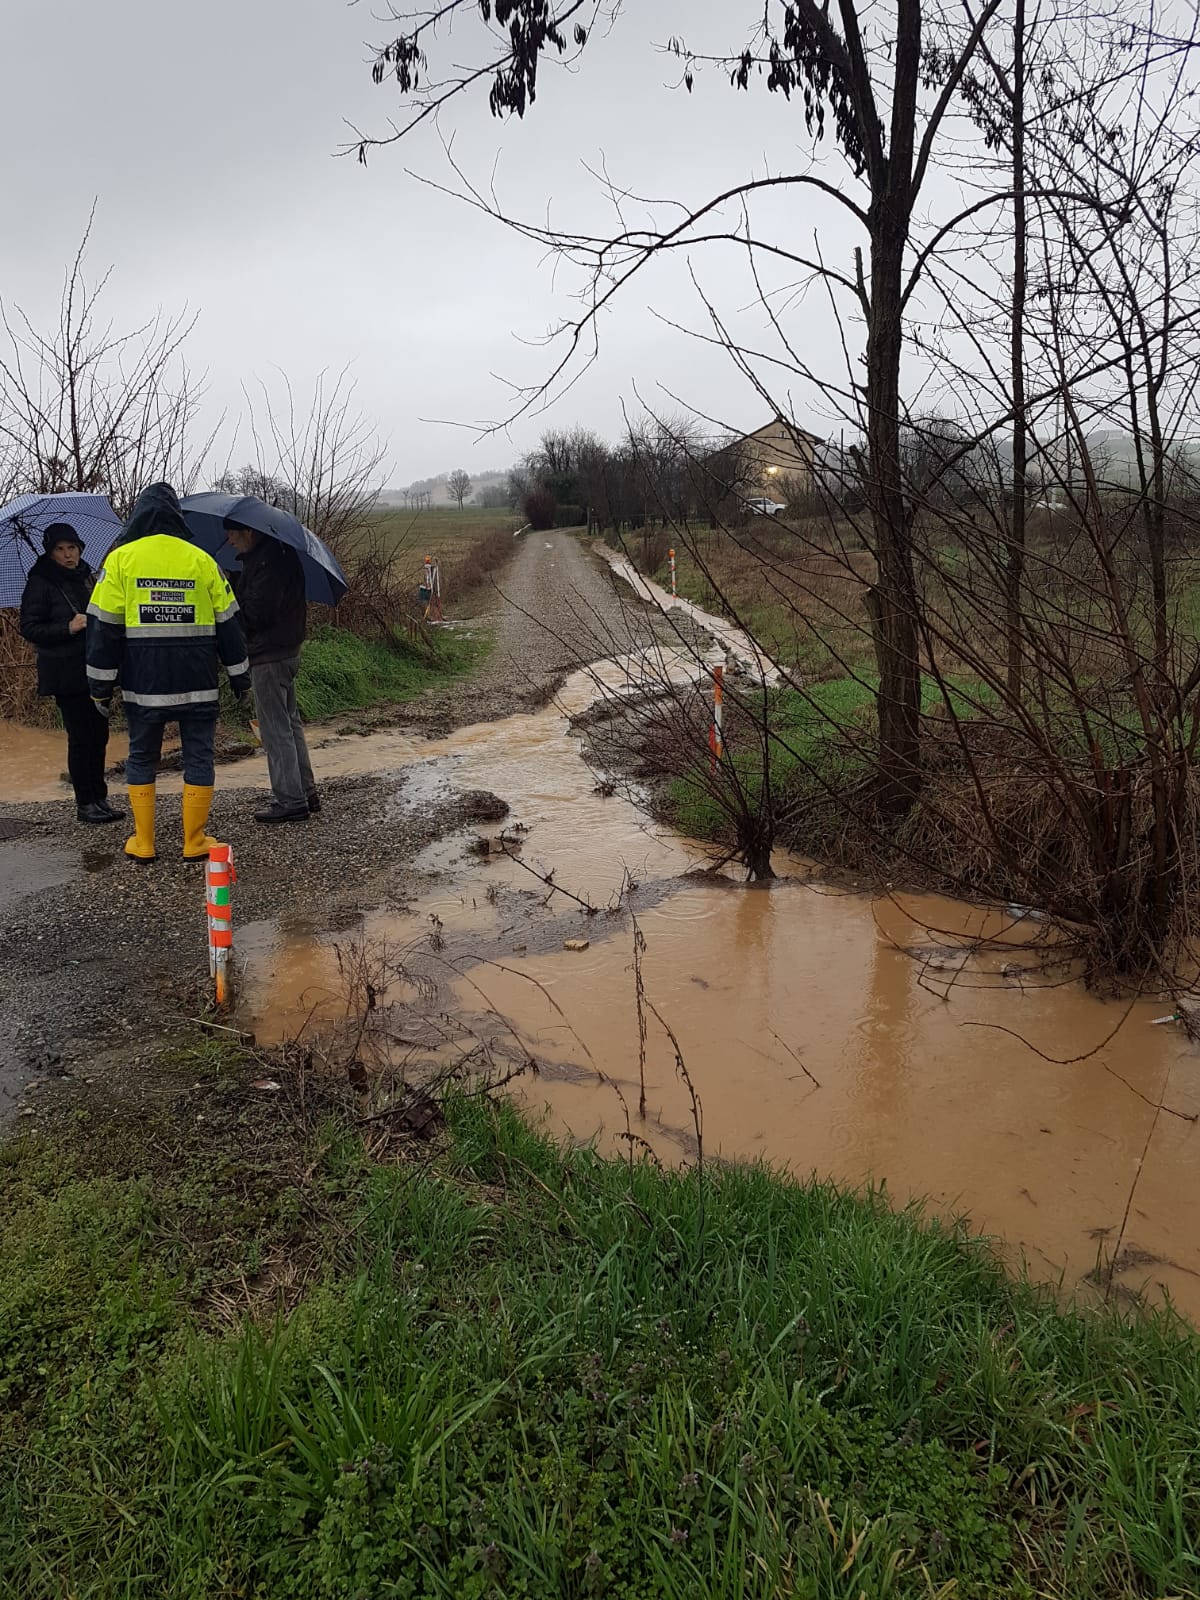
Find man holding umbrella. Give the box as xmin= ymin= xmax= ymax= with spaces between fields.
xmin=225 ymin=521 xmax=318 ymax=823
xmin=179 ymin=490 xmax=347 ymax=823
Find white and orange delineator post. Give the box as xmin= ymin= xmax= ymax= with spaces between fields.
xmin=422 ymin=555 xmax=443 ymax=622
xmin=709 ymin=664 xmax=724 ymax=766
xmin=669 ymin=547 xmax=677 ymax=597
xmin=206 ymin=844 xmax=235 ymax=1008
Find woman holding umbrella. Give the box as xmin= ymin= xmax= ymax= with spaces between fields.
xmin=18 ymin=523 xmax=121 ymax=824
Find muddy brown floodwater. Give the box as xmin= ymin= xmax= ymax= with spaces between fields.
xmin=7 ymin=642 xmax=1200 ymax=1317
xmin=0 ymin=719 xmax=178 ymax=801
xmin=228 ymin=653 xmax=1200 ymax=1320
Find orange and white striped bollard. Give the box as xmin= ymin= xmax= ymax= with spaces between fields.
xmin=709 ymin=664 xmax=724 ymax=766
xmin=206 ymin=844 xmax=235 ymax=1008
xmin=669 ymin=547 xmax=677 ymax=597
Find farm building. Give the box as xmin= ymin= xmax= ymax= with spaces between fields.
xmin=731 ymin=417 xmax=824 ymax=497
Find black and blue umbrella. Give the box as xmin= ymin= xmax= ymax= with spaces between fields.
xmin=0 ymin=491 xmax=123 ymax=608
xmin=179 ymin=493 xmax=349 ymax=605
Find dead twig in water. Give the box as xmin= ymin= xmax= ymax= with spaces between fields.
xmin=177 ymin=1015 xmax=257 ymax=1045
xmin=631 ymin=911 xmax=650 ymax=1119
xmin=644 ymin=995 xmax=705 ymax=1257
xmin=769 ymin=1027 xmax=821 ymax=1089
xmin=1105 ymin=1092 xmax=1168 ymax=1306
xmin=962 ymin=1011 xmax=1197 ymax=1122
xmin=962 ymin=1003 xmax=1135 ymax=1063
xmin=427 ymin=950 xmax=600 ymax=1077
xmin=496 ymin=844 xmax=599 ymax=914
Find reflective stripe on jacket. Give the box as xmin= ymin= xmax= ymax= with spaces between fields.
xmin=86 ymin=534 xmax=251 ymax=717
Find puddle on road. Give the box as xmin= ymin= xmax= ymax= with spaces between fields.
xmin=463 ymin=888 xmax=1200 ymax=1313
xmin=233 ymin=655 xmax=1200 ymax=1319
xmin=0 ymin=838 xmax=80 ymax=914
xmin=0 ymin=720 xmax=177 ymax=803
xmin=0 ymin=722 xmax=86 ymax=800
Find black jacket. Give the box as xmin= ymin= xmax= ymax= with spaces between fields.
xmin=233 ymin=537 xmax=307 ymax=666
xmin=19 ymin=555 xmax=96 ymax=697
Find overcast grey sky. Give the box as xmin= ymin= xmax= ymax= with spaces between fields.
xmin=1 ymin=1 xmax=861 ymax=485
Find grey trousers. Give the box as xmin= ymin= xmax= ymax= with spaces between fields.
xmin=253 ymin=655 xmax=315 ymax=810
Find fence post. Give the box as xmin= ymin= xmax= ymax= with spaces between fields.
xmin=206 ymin=844 xmax=234 ymax=1009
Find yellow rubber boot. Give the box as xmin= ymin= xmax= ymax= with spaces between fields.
xmin=124 ymin=784 xmax=158 ymax=862
xmin=182 ymin=783 xmax=221 ymax=860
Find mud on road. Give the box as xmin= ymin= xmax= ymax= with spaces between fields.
xmin=0 ymin=533 xmax=669 ymax=1114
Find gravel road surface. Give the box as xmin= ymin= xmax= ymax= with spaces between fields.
xmin=0 ymin=534 xmax=665 ymax=1112
xmin=397 ymin=528 xmax=666 ymax=732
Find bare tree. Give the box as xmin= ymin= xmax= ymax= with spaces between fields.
xmin=0 ymin=211 xmax=211 ymax=512
xmin=473 ymin=482 xmax=513 ymax=509
xmin=356 ymin=0 xmax=1009 ymax=818
xmin=227 ymin=365 xmax=386 ymax=553
xmin=210 ymin=368 xmax=402 ymax=644
xmin=212 ymin=463 xmax=289 ymax=504
xmin=349 ymin=0 xmax=1200 ymax=980
xmin=446 ymin=468 xmax=471 ymax=508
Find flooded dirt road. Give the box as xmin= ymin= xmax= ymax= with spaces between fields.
xmin=5 ymin=533 xmax=1199 ymax=1316
xmin=0 ymin=719 xmax=177 ymax=804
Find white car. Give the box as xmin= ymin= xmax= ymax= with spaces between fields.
xmin=746 ymin=496 xmax=785 ymax=516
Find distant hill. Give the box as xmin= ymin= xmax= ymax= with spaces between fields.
xmin=379 ymin=467 xmax=511 ymax=509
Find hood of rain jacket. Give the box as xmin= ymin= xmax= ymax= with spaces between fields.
xmin=113 ymin=482 xmax=192 ymax=548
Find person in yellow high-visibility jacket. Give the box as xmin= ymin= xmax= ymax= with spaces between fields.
xmin=86 ymin=482 xmax=251 ymax=862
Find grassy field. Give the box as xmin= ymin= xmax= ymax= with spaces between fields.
xmin=371 ymin=507 xmax=522 ymax=565
xmin=4 ymin=1041 xmax=1200 ymax=1598
xmin=651 ymin=521 xmax=1200 ymax=849
xmin=635 ymin=520 xmax=876 ymax=680
xmin=667 ymin=675 xmax=1001 ymax=843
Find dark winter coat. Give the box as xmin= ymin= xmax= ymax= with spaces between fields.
xmin=18 ymin=555 xmax=96 ymax=697
xmin=232 ymin=537 xmax=307 ymax=666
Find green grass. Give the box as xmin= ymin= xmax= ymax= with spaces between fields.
xmin=370 ymin=507 xmax=522 ymax=563
xmin=650 ymin=530 xmax=874 ymax=678
xmin=668 ymin=674 xmax=1000 ymax=842
xmin=293 ymin=625 xmax=485 ymax=721
xmin=3 ymin=1044 xmax=1200 ymax=1597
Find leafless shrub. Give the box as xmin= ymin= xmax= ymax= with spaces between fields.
xmin=521 ymin=484 xmax=556 ymax=530
xmin=0 ymin=610 xmax=52 ymax=724
xmin=228 ymin=366 xmax=386 ymax=553
xmin=0 ymin=208 xmax=212 ymax=512
xmin=438 ymin=527 xmax=517 ymax=605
